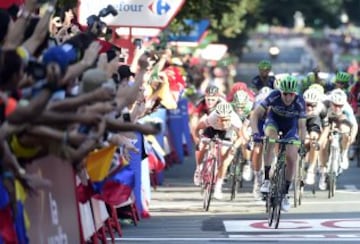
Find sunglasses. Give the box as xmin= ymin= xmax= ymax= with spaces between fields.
xmin=332 ymin=103 xmax=343 ymax=108
xmin=306 ymin=102 xmax=317 ymax=108
xmin=205 ymin=98 xmax=217 ymax=102
xmin=282 ymin=92 xmax=295 ymax=97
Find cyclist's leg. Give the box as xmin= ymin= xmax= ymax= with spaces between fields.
xmin=339 ymin=119 xmax=351 ymax=170
xmin=261 ymin=118 xmax=278 ymax=193
xmin=282 ymin=125 xmax=300 ymax=211
xmin=214 ymin=130 xmax=233 ymax=199
xmin=194 ymin=127 xmax=212 ymax=185
xmin=241 ymin=129 xmax=253 ymax=181
xmin=305 ymin=118 xmax=321 ymax=184
xmin=318 ymin=133 xmax=330 ymax=190
xmin=252 ymin=119 xmax=265 ymax=198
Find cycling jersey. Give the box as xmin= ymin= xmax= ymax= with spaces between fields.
xmin=201 ymin=108 xmax=242 ymax=131
xmin=227 ymin=82 xmax=255 ymax=102
xmin=307 ymin=102 xmax=329 ymax=128
xmin=349 ymin=82 xmax=360 ymax=112
xmin=251 ymin=75 xmax=276 ymax=91
xmin=261 ymin=90 xmax=306 ymax=139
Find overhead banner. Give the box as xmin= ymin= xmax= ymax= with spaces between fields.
xmin=78 ymin=0 xmax=186 ymax=28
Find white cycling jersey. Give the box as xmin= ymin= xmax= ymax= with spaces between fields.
xmin=201 ymin=108 xmax=242 ymax=131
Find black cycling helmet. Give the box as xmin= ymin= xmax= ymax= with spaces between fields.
xmin=205 ymin=85 xmax=219 ymax=96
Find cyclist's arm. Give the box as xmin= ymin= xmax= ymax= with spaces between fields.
xmin=194 ymin=117 xmax=208 ymax=143
xmin=298 ymin=118 xmax=307 ymax=142
xmin=250 ymin=106 xmax=266 ymax=134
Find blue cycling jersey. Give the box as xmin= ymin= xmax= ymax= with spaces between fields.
xmin=260 ymin=90 xmax=306 ymax=120
xmin=251 ymin=75 xmax=276 ymax=90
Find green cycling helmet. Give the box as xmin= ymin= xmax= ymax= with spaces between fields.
xmin=258 ymin=60 xmax=272 ymax=70
xmin=232 ymin=90 xmax=249 ymax=108
xmin=335 ymin=71 xmax=351 ymax=83
xmin=279 ymin=75 xmax=298 ymax=93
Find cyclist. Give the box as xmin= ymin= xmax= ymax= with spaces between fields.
xmin=230 ymin=90 xmax=254 ymax=181
xmin=193 ymin=102 xmax=243 ymax=199
xmin=349 ymin=70 xmax=360 ymax=114
xmin=190 ymin=85 xmax=223 ymax=142
xmin=319 ymin=89 xmax=358 ymax=189
xmin=250 ymin=75 xmax=306 ymax=211
xmin=250 ymin=86 xmax=273 ymax=200
xmin=251 ymin=60 xmax=276 ymax=91
xmin=302 ymin=88 xmax=329 ymax=185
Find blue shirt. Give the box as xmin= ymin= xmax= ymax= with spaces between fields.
xmin=251 ymin=75 xmax=276 ymax=90
xmin=260 ymin=90 xmax=306 ymax=120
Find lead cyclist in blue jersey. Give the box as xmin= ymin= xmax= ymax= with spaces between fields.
xmin=250 ymin=75 xmax=307 ymax=212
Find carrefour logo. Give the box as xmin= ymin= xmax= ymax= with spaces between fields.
xmin=148 ymin=0 xmax=171 ymax=15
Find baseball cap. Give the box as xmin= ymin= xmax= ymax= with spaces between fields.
xmin=42 ymin=46 xmax=71 ymax=74
xmin=118 ymin=65 xmax=135 ymax=79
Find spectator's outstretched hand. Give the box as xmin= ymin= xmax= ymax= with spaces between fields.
xmin=82 ymin=41 xmax=102 ymax=67
xmin=18 ymin=173 xmax=52 ymax=196
xmin=92 ymin=87 xmax=116 ymax=102
xmin=140 ymin=122 xmax=161 ymax=135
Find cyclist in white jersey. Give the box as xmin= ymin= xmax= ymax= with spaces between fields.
xmin=319 ymin=89 xmax=358 ymax=189
xmin=194 ymin=102 xmax=243 ymax=199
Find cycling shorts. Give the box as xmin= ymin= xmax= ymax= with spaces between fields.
xmin=264 ymin=114 xmax=299 ymax=140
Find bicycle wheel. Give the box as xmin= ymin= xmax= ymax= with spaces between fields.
xmin=267 ymin=195 xmax=275 ymax=227
xmin=274 ymin=164 xmax=285 ymax=229
xmin=230 ymin=163 xmax=239 ymax=201
xmin=203 ymin=158 xmax=216 ymax=211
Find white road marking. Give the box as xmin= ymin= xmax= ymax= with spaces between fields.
xmin=109 ymin=236 xmax=360 ymax=242
xmin=223 ymin=218 xmax=360 ymax=232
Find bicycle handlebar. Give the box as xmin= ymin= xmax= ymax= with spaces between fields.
xmin=200 ymin=137 xmax=233 ymax=147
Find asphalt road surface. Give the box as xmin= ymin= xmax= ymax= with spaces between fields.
xmin=112 ymin=153 xmax=360 ymax=244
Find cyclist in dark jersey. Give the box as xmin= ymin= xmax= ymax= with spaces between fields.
xmin=251 ymin=60 xmax=276 ymax=91
xmin=250 ymin=75 xmax=307 ymax=212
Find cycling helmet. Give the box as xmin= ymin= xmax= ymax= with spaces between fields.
xmin=308 ymin=83 xmax=325 ymax=94
xmin=205 ymin=85 xmax=219 ymax=96
xmin=258 ymin=60 xmax=272 ymax=70
xmin=274 ymin=78 xmax=281 ymax=90
xmin=278 ymin=75 xmax=298 ymax=93
xmin=307 ymin=72 xmax=316 ymax=83
xmin=258 ymin=87 xmax=272 ymax=96
xmin=303 ymin=89 xmax=321 ymax=103
xmin=232 ymin=90 xmax=249 ymax=108
xmin=335 ymin=71 xmax=351 ymax=83
xmin=329 ymin=88 xmax=347 ymax=105
xmin=215 ymin=102 xmax=233 ymax=117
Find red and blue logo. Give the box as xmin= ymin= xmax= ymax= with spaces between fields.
xmin=148 ymin=0 xmax=171 ymax=15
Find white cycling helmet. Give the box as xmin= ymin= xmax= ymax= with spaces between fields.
xmin=303 ymin=88 xmax=321 ymax=103
xmin=215 ymin=102 xmax=233 ymax=117
xmin=259 ymin=87 xmax=272 ymax=96
xmin=329 ymin=88 xmax=347 ymax=105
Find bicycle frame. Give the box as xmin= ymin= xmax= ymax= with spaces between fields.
xmin=327 ymin=125 xmax=342 ymax=198
xmin=200 ymin=136 xmax=232 ymax=211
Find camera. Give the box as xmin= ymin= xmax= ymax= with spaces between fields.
xmin=86 ymin=5 xmax=118 ymax=37
xmin=99 ymin=5 xmax=118 ymax=18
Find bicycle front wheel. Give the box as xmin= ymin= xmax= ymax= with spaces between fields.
xmin=203 ymin=158 xmax=216 ymax=211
